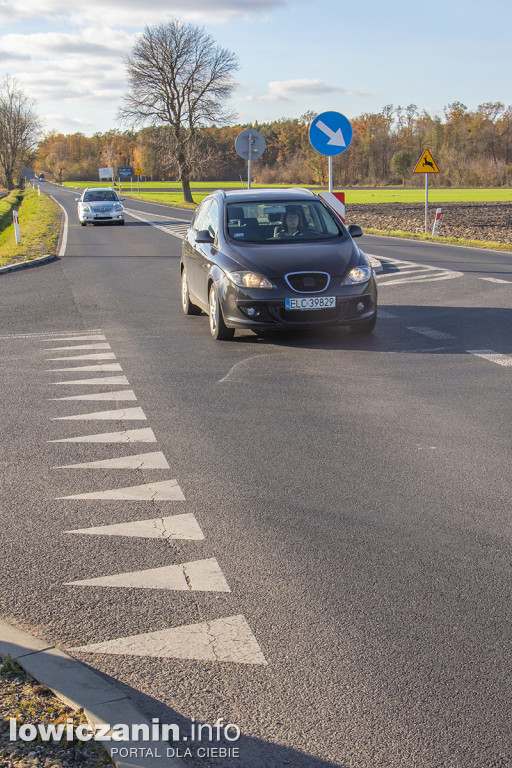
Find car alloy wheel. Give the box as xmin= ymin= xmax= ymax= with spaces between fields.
xmin=208 ymin=283 xmax=234 ymax=340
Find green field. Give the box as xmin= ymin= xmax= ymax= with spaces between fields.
xmin=64 ymin=182 xmax=512 ymax=209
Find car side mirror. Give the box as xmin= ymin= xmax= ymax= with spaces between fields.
xmin=75 ymin=198 xmax=80 ymax=202
xmin=195 ymin=229 xmax=214 ymax=243
xmin=348 ymin=224 xmax=363 ymax=238
xmin=119 ymin=197 xmax=125 ymax=201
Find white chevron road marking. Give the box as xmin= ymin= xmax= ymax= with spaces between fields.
xmin=65 ymin=558 xmax=230 ymax=592
xmin=47 ymin=353 xmax=117 ymax=361
xmin=50 ymin=390 xmax=137 ymax=401
xmin=48 ymin=427 xmax=156 ymax=443
xmin=66 ymin=513 xmax=204 ymax=540
xmin=70 ymin=615 xmax=267 ymax=665
xmin=57 ymin=479 xmax=185 ymax=500
xmin=48 ymin=363 xmax=123 ymax=372
xmin=54 ymin=451 xmax=169 ymax=469
xmin=51 ymin=407 xmax=146 ymax=421
xmin=52 ymin=376 xmax=130 ymax=386
xmin=467 ymin=349 xmax=512 ymax=367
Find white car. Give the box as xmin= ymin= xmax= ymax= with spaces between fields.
xmin=76 ymin=188 xmax=125 ymax=226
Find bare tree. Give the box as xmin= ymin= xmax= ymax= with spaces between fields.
xmin=119 ymin=20 xmax=238 ymax=202
xmin=0 ymin=76 xmax=41 ymax=190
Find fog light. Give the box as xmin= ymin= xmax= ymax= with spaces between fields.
xmin=247 ymin=307 xmax=257 ymax=317
xmin=357 ymin=302 xmax=365 ymax=312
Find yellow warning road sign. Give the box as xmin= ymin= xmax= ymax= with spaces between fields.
xmin=134 ymin=166 xmax=143 ymax=175
xmin=414 ymin=148 xmax=439 ymax=173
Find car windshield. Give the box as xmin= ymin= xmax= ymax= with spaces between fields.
xmin=83 ymin=191 xmax=118 ymax=202
xmin=226 ymin=200 xmax=344 ymax=243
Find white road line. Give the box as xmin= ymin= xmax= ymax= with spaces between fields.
xmin=52 ymin=376 xmax=130 ymax=385
xmin=65 ymin=558 xmax=231 ymax=593
xmin=467 ymin=349 xmax=512 ymax=366
xmin=45 ymin=335 xmax=107 ymax=342
xmin=51 ymin=407 xmax=146 ymax=421
xmin=66 ymin=513 xmax=203 ymax=539
xmin=407 ymin=327 xmax=456 ymax=339
xmin=54 ymin=451 xmax=169 ymax=469
xmin=70 ymin=615 xmax=267 ymax=665
xmin=46 ymin=353 xmax=117 ymax=361
xmin=378 ymin=256 xmax=463 ymax=287
xmin=479 ymin=277 xmax=512 ymax=284
xmin=48 ymin=363 xmax=123 ymax=372
xmin=57 ymin=479 xmax=185 ymax=500
xmin=48 ymin=427 xmax=156 ymax=443
xmin=125 ymin=209 xmax=190 ymax=239
xmin=50 ymin=195 xmax=69 ymax=257
xmin=44 ymin=344 xmax=112 ymax=351
xmin=50 ymin=390 xmax=137 ymax=402
xmin=379 ymin=272 xmax=462 ymax=286
xmin=378 ymin=310 xmax=400 ymax=319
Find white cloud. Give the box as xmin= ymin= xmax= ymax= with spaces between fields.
xmin=0 ymin=0 xmax=288 ymax=26
xmin=245 ymin=79 xmax=373 ymax=103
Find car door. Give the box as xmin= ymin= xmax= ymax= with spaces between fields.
xmin=188 ymin=199 xmax=220 ymax=307
xmin=183 ymin=199 xmax=211 ymax=303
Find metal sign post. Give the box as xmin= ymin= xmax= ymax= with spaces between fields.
xmin=235 ymin=129 xmax=266 ymax=188
xmin=413 ymin=149 xmax=440 ymax=232
xmin=309 ymin=111 xmax=353 ymax=192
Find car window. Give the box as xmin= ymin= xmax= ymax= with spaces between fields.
xmin=192 ymin=200 xmax=211 ymax=231
xmin=203 ymin=200 xmax=219 ymax=239
xmin=226 ymin=200 xmax=344 ymax=242
xmin=83 ymin=191 xmax=118 ymax=202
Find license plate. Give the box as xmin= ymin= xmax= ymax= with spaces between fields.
xmin=285 ymin=296 xmax=335 ymax=310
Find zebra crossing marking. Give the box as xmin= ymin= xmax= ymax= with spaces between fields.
xmin=47 ymin=353 xmax=117 ymax=361
xmin=45 ymin=344 xmax=112 ymax=351
xmin=65 ymin=558 xmax=231 ymax=593
xmin=48 ymin=363 xmax=123 ymax=372
xmin=70 ymin=614 xmax=267 ymax=665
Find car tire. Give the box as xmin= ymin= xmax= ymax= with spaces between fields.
xmin=350 ymin=313 xmax=377 ymax=334
xmin=80 ymin=222 xmax=86 ymax=226
xmin=118 ymin=220 xmax=125 ymax=225
xmin=209 ymin=283 xmax=234 ymax=340
xmin=181 ymin=269 xmax=201 ymax=316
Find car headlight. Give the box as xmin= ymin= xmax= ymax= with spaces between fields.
xmin=227 ymin=271 xmax=273 ymax=289
xmin=343 ymin=265 xmax=372 ymax=284
xmin=114 ymin=203 xmax=123 ymax=211
xmin=81 ymin=205 xmax=91 ymax=212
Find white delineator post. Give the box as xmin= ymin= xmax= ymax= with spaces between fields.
xmin=13 ymin=210 xmax=21 ymax=244
xmin=432 ymin=207 xmax=442 ymax=236
xmin=318 ymin=191 xmax=346 ymax=224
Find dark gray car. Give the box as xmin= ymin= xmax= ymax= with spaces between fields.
xmin=180 ymin=187 xmax=377 ymax=340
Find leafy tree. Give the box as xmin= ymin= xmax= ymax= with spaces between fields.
xmin=119 ymin=19 xmax=238 ymax=202
xmin=391 ymin=150 xmax=412 ymax=185
xmin=0 ymin=76 xmax=41 ymax=189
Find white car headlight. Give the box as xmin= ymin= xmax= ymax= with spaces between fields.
xmin=343 ymin=265 xmax=372 ymax=284
xmin=228 ymin=271 xmax=273 ymax=289
xmin=114 ymin=203 xmax=123 ymax=211
xmin=81 ymin=205 xmax=91 ymax=212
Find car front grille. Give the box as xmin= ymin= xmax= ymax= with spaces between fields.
xmin=285 ymin=272 xmax=330 ymax=293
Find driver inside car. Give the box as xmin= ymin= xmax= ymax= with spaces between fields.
xmin=276 ymin=205 xmax=307 ymax=238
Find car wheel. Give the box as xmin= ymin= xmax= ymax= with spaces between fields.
xmin=118 ymin=220 xmax=125 ymax=226
xmin=350 ymin=313 xmax=377 ymax=334
xmin=80 ymin=222 xmax=86 ymax=226
xmin=209 ymin=283 xmax=234 ymax=340
xmin=181 ymin=269 xmax=201 ymax=316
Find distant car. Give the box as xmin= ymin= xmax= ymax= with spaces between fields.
xmin=76 ymin=188 xmax=125 ymax=226
xmin=38 ymin=173 xmax=45 ymax=181
xmin=180 ymin=187 xmax=377 ymax=340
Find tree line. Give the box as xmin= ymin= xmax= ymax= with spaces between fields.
xmin=1 ymin=18 xmax=511 ymax=195
xmin=34 ymin=101 xmax=512 ymax=191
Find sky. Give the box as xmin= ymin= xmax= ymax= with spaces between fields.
xmin=0 ymin=0 xmax=510 ymax=136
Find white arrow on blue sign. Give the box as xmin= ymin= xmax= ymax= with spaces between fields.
xmin=309 ymin=111 xmax=353 ymax=156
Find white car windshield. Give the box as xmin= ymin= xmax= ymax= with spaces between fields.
xmin=226 ymin=200 xmax=343 ymax=243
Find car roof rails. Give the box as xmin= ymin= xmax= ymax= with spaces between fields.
xmin=290 ymin=187 xmax=316 ymax=196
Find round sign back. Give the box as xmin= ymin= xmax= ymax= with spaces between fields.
xmin=235 ymin=129 xmax=266 ymax=161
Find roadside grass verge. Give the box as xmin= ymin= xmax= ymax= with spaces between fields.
xmin=364 ymin=227 xmax=512 ymax=253
xmin=0 ymin=188 xmax=61 ymax=267
xmin=0 ymin=189 xmax=24 ymax=232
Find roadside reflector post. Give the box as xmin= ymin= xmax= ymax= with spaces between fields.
xmin=13 ymin=210 xmax=21 ymax=244
xmin=432 ymin=207 xmax=442 ymax=236
xmin=37 ymin=185 xmax=41 ymax=196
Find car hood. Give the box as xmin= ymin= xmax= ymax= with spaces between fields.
xmin=221 ymin=237 xmax=362 ymax=278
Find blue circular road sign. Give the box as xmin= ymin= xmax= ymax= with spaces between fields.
xmin=309 ymin=111 xmax=353 ymax=156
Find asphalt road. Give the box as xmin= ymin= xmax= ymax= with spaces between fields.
xmin=1 ymin=183 xmax=511 ymax=768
